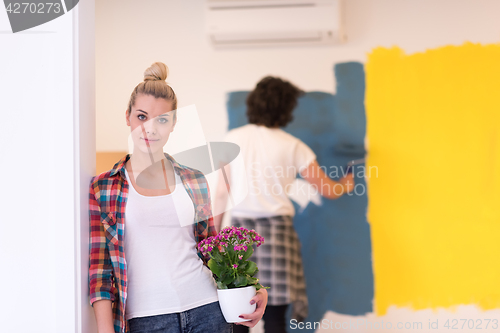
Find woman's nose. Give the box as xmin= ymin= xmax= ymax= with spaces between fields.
xmin=144 ymin=119 xmax=157 ymax=134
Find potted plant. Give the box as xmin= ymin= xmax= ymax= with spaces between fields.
xmin=198 ymin=226 xmax=267 ymax=323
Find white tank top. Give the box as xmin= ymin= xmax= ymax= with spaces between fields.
xmin=123 ymin=168 xmax=218 ymax=320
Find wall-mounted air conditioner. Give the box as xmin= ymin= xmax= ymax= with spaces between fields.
xmin=205 ymin=0 xmax=345 ymax=48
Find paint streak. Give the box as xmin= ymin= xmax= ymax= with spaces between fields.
xmin=366 ymin=43 xmax=500 ymax=315
xmin=227 ymin=63 xmax=373 ymax=329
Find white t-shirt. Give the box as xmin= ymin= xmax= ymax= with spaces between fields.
xmin=224 ymin=124 xmax=316 ymax=218
xmin=123 ymin=168 xmax=218 ymax=320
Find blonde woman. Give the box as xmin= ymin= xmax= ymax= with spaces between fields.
xmin=89 ymin=62 xmax=268 ymax=333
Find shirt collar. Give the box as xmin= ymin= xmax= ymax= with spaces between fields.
xmin=109 ymin=152 xmax=184 ymax=178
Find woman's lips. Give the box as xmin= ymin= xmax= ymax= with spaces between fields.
xmin=141 ymin=138 xmax=159 ymax=143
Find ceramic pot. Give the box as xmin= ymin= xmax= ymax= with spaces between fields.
xmin=217 ymin=285 xmax=257 ymax=323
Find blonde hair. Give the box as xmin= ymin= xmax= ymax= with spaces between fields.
xmin=127 ymin=62 xmax=177 ymax=121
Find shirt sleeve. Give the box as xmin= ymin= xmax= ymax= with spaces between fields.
xmin=294 ymin=139 xmax=317 ymax=174
xmin=195 ymin=173 xmax=218 ymax=266
xmin=88 ymin=178 xmax=117 ymax=306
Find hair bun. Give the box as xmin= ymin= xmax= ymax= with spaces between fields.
xmin=144 ymin=62 xmax=168 ymax=82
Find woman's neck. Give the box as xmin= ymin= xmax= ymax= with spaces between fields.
xmin=127 ymin=149 xmax=168 ymax=176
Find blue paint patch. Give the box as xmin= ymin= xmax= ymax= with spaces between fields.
xmin=226 ymin=62 xmax=373 ymax=331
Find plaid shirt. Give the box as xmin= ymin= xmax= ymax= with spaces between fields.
xmin=88 ymin=153 xmax=217 ymax=333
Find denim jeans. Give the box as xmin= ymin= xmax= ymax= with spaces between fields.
xmin=128 ymin=301 xmax=233 ymax=333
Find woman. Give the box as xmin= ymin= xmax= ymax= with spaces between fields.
xmin=214 ymin=76 xmax=354 ymax=333
xmin=89 ymin=62 xmax=268 ymax=333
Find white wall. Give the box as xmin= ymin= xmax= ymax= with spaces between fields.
xmin=0 ymin=2 xmax=95 ymax=332
xmin=76 ymin=2 xmax=98 ymax=332
xmin=96 ymin=0 xmax=500 ymax=152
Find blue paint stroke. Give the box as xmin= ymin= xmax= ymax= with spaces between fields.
xmin=227 ymin=62 xmax=373 ymax=331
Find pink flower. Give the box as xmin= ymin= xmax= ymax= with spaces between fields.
xmin=233 ymin=264 xmax=238 ymax=269
xmin=238 ymin=255 xmax=243 ymax=260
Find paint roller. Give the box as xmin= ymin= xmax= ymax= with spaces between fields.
xmin=333 ymin=143 xmax=366 ymax=174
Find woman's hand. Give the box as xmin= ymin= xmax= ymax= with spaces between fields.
xmin=301 ymin=160 xmax=355 ymax=199
xmin=235 ymin=288 xmax=268 ymax=328
xmin=340 ymin=173 xmax=355 ymax=193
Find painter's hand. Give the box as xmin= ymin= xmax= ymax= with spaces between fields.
xmin=341 ymin=173 xmax=355 ymax=194
xmin=235 ymin=288 xmax=268 ymax=328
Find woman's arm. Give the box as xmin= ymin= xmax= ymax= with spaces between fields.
xmin=92 ymin=300 xmax=115 ymax=333
xmin=88 ymin=180 xmax=117 ymax=333
xmin=300 ymin=160 xmax=354 ymax=199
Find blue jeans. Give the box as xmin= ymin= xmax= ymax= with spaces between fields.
xmin=128 ymin=301 xmax=233 ymax=333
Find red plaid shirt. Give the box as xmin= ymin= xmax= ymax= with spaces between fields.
xmin=88 ymin=153 xmax=217 ymax=333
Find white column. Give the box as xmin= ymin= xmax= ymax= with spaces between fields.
xmin=0 ymin=1 xmax=96 ymax=332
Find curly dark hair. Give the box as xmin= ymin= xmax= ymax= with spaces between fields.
xmin=246 ymin=76 xmax=303 ymax=128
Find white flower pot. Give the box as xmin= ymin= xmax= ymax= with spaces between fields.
xmin=217 ymin=285 xmax=257 ymax=323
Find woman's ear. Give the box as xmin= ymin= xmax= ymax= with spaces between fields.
xmin=125 ymin=110 xmax=130 ymax=126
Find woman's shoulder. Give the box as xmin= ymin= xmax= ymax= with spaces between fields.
xmin=90 ymin=169 xmax=118 ymax=183
xmin=89 ymin=170 xmax=121 ymax=201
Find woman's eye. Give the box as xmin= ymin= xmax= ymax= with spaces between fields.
xmin=138 ymin=114 xmax=146 ymax=120
xmin=158 ymin=118 xmax=168 ymax=124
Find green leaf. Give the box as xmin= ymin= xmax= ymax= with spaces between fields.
xmin=255 ymin=284 xmax=270 ymax=291
xmin=212 ymin=249 xmax=224 ymax=262
xmin=221 ymin=266 xmax=232 ymax=278
xmin=208 ymin=259 xmax=222 ymax=277
xmin=223 ymin=274 xmax=235 ymax=286
xmin=227 ymin=243 xmax=238 ymax=263
xmin=252 ymin=278 xmax=270 ymax=291
xmin=242 ymin=246 xmax=254 ymax=261
xmin=217 ymin=281 xmax=228 ymax=289
xmin=227 ymin=242 xmax=235 ymax=255
xmin=244 ymin=261 xmax=258 ymax=276
xmin=246 ymin=276 xmax=258 ymax=284
xmin=233 ymin=275 xmax=248 ymax=287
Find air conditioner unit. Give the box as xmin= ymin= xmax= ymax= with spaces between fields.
xmin=206 ymin=0 xmax=345 ymax=48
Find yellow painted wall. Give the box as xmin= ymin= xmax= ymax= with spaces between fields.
xmin=366 ymin=43 xmax=500 ymax=315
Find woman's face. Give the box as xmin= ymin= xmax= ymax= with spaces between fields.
xmin=126 ymin=94 xmax=176 ymax=154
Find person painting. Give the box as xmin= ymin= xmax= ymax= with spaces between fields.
xmin=214 ymin=76 xmax=354 ymax=333
xmin=88 ymin=62 xmax=268 ymax=333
